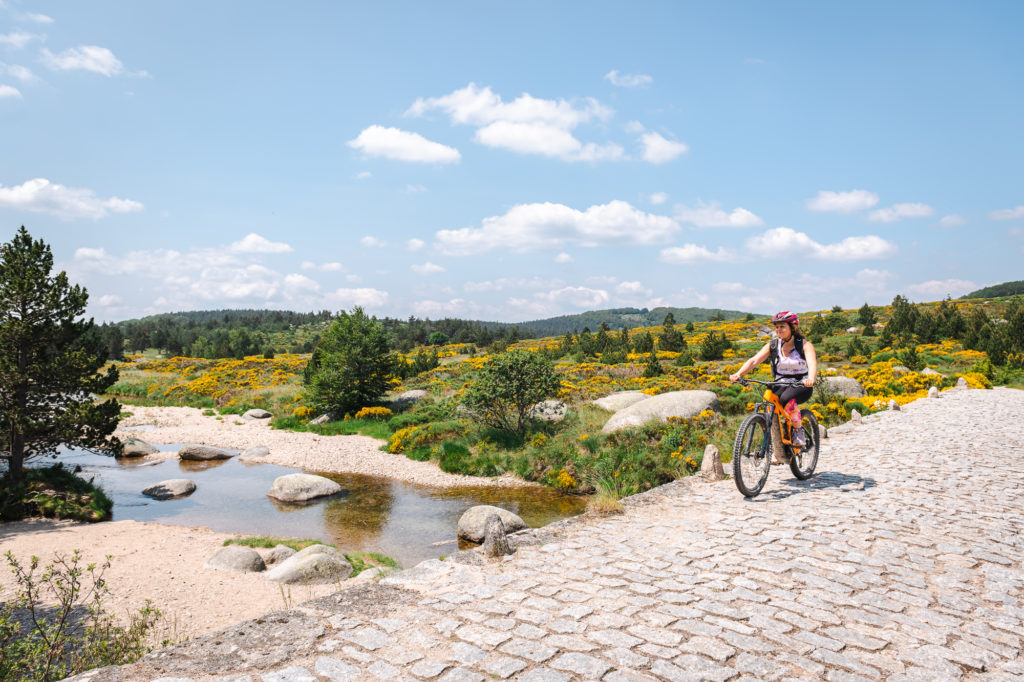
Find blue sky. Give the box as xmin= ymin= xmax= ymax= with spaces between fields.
xmin=1 ymin=1 xmax=1022 ymax=323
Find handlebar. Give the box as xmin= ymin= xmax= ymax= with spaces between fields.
xmin=737 ymin=377 xmax=804 ymax=387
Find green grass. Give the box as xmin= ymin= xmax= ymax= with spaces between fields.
xmin=222 ymin=537 xmax=398 ymax=577
xmin=270 ymin=416 xmax=392 ymax=439
xmin=1 ymin=463 xmax=113 ymax=522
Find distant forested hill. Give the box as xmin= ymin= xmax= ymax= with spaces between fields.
xmin=512 ymin=306 xmax=757 ymax=337
xmin=963 ymin=281 xmax=1024 ymax=299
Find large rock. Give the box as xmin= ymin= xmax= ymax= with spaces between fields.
xmin=391 ymin=390 xmax=428 ymax=410
xmin=592 ymin=391 xmax=652 ymax=412
xmin=824 ymin=376 xmax=866 ymax=399
xmin=179 ymin=444 xmax=232 ymax=461
xmin=458 ymin=505 xmax=526 ymax=543
xmin=243 ymin=408 xmax=272 ymax=420
xmin=205 ymin=545 xmax=266 ymax=573
xmin=846 ymin=326 xmax=860 ymax=334
xmin=309 ymin=411 xmax=341 ymax=425
xmin=700 ymin=444 xmax=724 ymax=481
xmin=239 ymin=445 xmax=270 ymax=463
xmin=928 ymin=386 xmax=940 ymax=399
xmin=921 ymin=368 xmax=942 ymax=376
xmin=141 ymin=478 xmax=196 ymax=500
xmin=481 ymin=514 xmax=512 ymax=558
xmin=529 ymin=400 xmax=568 ymax=423
xmin=265 ymin=544 xmax=353 ymax=584
xmin=267 ymin=473 xmax=342 ymax=502
xmin=601 ymin=390 xmax=720 ymax=433
xmin=264 ymin=544 xmax=297 ymax=566
xmin=120 ymin=437 xmax=159 ymax=457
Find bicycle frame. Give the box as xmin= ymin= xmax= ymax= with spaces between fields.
xmin=741 ymin=379 xmax=802 ymax=453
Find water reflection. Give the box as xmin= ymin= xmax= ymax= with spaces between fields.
xmin=49 ymin=446 xmax=585 ymax=566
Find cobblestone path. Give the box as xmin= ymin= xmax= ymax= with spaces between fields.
xmin=84 ymin=388 xmax=1024 ymax=681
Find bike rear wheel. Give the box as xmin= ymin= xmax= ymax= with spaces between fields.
xmin=788 ymin=412 xmax=820 ymax=480
xmin=733 ymin=413 xmax=772 ymax=497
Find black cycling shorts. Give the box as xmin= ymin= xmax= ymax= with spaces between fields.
xmin=773 ymin=378 xmax=813 ymax=406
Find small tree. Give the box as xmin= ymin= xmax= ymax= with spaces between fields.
xmin=463 ymin=350 xmax=560 ymax=435
xmin=303 ymin=306 xmax=394 ymax=416
xmin=857 ymin=303 xmax=877 ymax=327
xmin=643 ymin=350 xmax=663 ymax=377
xmin=0 ymin=228 xmax=121 ymax=514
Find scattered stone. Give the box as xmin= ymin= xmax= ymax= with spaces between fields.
xmin=267 ymin=473 xmax=342 ymax=503
xmin=850 ymin=409 xmax=863 ymax=423
xmin=391 ymin=389 xmax=428 ymax=410
xmin=921 ymin=367 xmax=942 ymax=376
xmin=700 ymin=444 xmax=724 ymax=481
xmin=120 ymin=437 xmax=159 ymax=457
xmin=928 ymin=386 xmax=940 ymax=399
xmin=529 ymin=400 xmax=568 ymax=423
xmin=457 ymin=506 xmax=526 ymax=543
xmin=309 ymin=411 xmax=341 ymax=425
xmin=481 ymin=514 xmax=512 ymax=558
xmin=142 ymin=478 xmax=196 ymax=500
xmin=824 ymin=376 xmax=867 ymax=398
xmin=957 ymin=376 xmax=969 ymax=388
xmin=205 ymin=545 xmax=266 ymax=573
xmin=264 ymin=544 xmax=297 ymax=566
xmin=265 ymin=544 xmax=353 ymax=584
xmin=243 ymin=409 xmax=272 ymax=420
xmin=601 ymin=390 xmax=720 ymax=433
xmin=179 ymin=444 xmax=232 ymax=461
xmin=846 ymin=326 xmax=859 ymax=334
xmin=889 ymin=399 xmax=901 ymax=411
xmin=592 ymin=391 xmax=652 ymax=412
xmin=892 ymin=365 xmax=910 ymax=374
xmin=240 ymin=445 xmax=271 ymax=463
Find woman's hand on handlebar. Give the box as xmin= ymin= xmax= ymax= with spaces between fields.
xmin=729 ymin=372 xmax=742 ymax=383
xmin=802 ymin=377 xmax=815 ymax=388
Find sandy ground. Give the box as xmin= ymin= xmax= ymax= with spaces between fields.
xmin=0 ymin=406 xmax=532 ymax=641
xmin=115 ymin=405 xmax=529 ymax=488
xmin=0 ymin=518 xmax=345 ymax=641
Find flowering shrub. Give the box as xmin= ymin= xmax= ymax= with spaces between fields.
xmin=354 ymin=406 xmax=394 ymax=420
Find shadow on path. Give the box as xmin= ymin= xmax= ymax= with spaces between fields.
xmin=744 ymin=470 xmax=877 ymax=502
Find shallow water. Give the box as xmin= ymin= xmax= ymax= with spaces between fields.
xmin=55 ymin=445 xmax=585 ymax=567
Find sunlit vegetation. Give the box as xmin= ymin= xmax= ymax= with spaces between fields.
xmin=106 ymin=294 xmax=1024 ymax=498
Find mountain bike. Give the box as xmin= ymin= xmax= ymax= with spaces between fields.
xmin=732 ymin=378 xmax=820 ymax=497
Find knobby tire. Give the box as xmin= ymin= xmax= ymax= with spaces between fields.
xmin=733 ymin=412 xmax=771 ymax=497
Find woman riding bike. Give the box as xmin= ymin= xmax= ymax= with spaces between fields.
xmin=729 ymin=311 xmax=818 ymax=446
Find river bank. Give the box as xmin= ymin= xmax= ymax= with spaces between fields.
xmin=115 ymin=405 xmax=532 ymax=488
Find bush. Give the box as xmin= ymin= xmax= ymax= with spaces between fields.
xmin=642 ymin=351 xmax=663 ymax=378
xmin=463 ymin=350 xmax=560 ymax=435
xmin=0 ymin=551 xmax=161 ymax=682
xmin=303 ymin=307 xmax=394 ymax=417
xmin=1 ymin=464 xmax=112 ymax=523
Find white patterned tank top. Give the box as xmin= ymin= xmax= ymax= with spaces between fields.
xmin=775 ymin=342 xmax=809 ymax=377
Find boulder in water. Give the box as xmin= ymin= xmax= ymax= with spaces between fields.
xmin=239 ymin=445 xmax=270 ymax=463
xmin=120 ymin=437 xmax=158 ymax=457
xmin=267 ymin=473 xmax=342 ymax=502
xmin=458 ymin=505 xmax=526 ymax=543
xmin=141 ymin=478 xmax=196 ymax=500
xmin=179 ymin=444 xmax=232 ymax=461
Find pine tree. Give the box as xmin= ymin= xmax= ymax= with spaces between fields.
xmin=0 ymin=228 xmax=121 ymax=500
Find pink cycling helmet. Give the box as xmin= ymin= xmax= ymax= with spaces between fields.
xmin=772 ymin=310 xmax=799 ymax=326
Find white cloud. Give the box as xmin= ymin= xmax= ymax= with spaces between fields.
xmin=361 ymin=236 xmax=387 ymax=248
xmin=554 ymin=252 xmax=573 ymax=264
xmin=283 ymin=273 xmax=320 ymax=297
xmin=745 ymin=227 xmax=897 ymax=260
xmin=0 ymin=31 xmax=37 ymax=49
xmin=229 ymin=233 xmax=293 ymax=254
xmin=0 ymin=84 xmax=20 ymax=98
xmin=464 ymin=276 xmax=564 ymax=293
xmin=435 ymin=200 xmax=679 ymax=255
xmin=616 ymin=281 xmax=652 ymax=297
xmin=411 ymin=261 xmax=444 ymax=275
xmin=604 ymin=70 xmax=653 ymax=88
xmin=413 ymin=298 xmax=474 ymax=317
xmin=301 ymin=261 xmax=343 ymax=272
xmin=22 ymin=12 xmax=54 ymax=24
xmin=96 ymin=294 xmax=121 ymax=306
xmin=405 ymin=184 xmax=427 ymax=193
xmin=659 ymin=244 xmax=734 ymax=264
xmin=867 ymin=202 xmax=934 ymax=223
xmin=805 ymin=189 xmax=879 ymax=213
xmin=407 ymin=83 xmax=622 ymax=163
xmin=712 ymin=281 xmax=745 ymax=293
xmin=939 ymin=215 xmax=966 ymax=228
xmin=639 ymin=132 xmax=688 ymax=164
xmin=675 ymin=201 xmax=764 ymax=228
xmin=355 ymin=171 xmax=372 ymax=179
xmin=0 ymin=178 xmax=142 ymax=220
xmin=1 ymin=63 xmax=35 ymax=82
xmin=990 ymin=205 xmax=1024 ymax=220
xmin=326 ymin=287 xmax=389 ymax=308
xmin=345 ymin=274 xmax=362 ymax=283
xmin=624 ymin=120 xmax=645 ymax=134
xmin=41 ymin=45 xmax=124 ymax=76
xmin=536 ymin=286 xmax=610 ymax=308
xmin=406 ymin=238 xmax=425 ymax=251
xmin=649 ymin=192 xmax=668 ymax=205
xmin=906 ymin=279 xmax=976 ymax=299
xmin=347 ymin=125 xmax=461 ymax=164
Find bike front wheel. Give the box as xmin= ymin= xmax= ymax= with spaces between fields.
xmin=788 ymin=412 xmax=820 ymax=480
xmin=733 ymin=413 xmax=772 ymax=497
